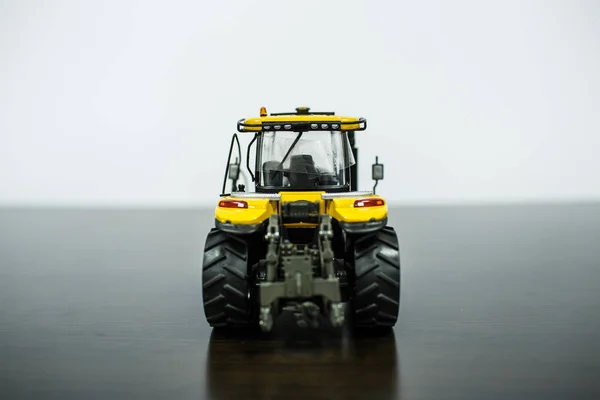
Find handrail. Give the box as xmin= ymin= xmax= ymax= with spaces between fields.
xmin=221 ymin=133 xmax=242 ymax=195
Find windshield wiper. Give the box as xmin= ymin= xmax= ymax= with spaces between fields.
xmin=279 ymin=132 xmax=303 ymax=167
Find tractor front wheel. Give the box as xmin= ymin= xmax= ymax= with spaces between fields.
xmin=202 ymin=228 xmax=257 ymax=328
xmin=347 ymin=226 xmax=401 ymax=329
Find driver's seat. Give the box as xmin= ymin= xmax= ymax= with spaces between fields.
xmin=288 ymin=154 xmax=319 ymax=188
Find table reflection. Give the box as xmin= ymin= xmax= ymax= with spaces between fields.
xmin=205 ymin=315 xmax=399 ymax=400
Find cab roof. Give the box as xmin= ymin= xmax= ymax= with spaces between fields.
xmin=237 ymin=106 xmax=367 ymax=132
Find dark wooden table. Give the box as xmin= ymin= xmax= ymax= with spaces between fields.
xmin=1 ymin=204 xmax=599 ymax=399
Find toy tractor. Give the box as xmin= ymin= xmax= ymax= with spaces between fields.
xmin=202 ymin=107 xmax=400 ymax=332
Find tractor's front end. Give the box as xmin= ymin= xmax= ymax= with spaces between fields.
xmin=202 ymin=107 xmax=400 ymax=332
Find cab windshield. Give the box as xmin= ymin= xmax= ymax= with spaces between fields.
xmin=258 ymin=130 xmax=355 ymax=189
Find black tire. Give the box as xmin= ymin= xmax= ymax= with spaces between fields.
xmin=348 ymin=226 xmax=401 ymax=328
xmin=202 ymin=228 xmax=257 ymax=328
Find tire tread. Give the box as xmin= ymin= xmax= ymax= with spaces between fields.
xmin=202 ymin=228 xmax=255 ymax=328
xmin=349 ymin=226 xmax=401 ymax=328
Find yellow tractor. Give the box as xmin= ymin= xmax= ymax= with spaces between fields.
xmin=202 ymin=107 xmax=400 ymax=332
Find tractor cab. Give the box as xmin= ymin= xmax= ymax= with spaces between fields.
xmin=222 ymin=107 xmax=383 ymax=195
xmin=257 ymin=128 xmax=355 ymax=191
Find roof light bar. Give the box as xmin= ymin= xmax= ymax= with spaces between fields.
xmin=237 ymin=118 xmax=366 ymax=132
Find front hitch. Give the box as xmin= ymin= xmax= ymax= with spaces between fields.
xmin=283 ymin=301 xmax=321 ymax=329
xmin=258 ymin=214 xmax=345 ymax=332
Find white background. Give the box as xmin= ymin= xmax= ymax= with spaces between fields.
xmin=1 ymin=0 xmax=599 ymax=207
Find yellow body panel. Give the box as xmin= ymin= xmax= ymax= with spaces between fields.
xmin=215 ymin=197 xmax=277 ymax=225
xmin=325 ymin=195 xmax=388 ymax=223
xmin=215 ymin=192 xmax=387 ymax=226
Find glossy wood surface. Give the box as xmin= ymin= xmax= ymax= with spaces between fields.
xmin=1 ymin=204 xmax=599 ymax=399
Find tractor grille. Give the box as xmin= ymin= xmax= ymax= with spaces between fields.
xmin=281 ymin=200 xmax=320 ymax=224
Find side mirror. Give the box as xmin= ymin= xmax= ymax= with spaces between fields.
xmin=372 ymin=156 xmax=384 ymax=193
xmin=229 ymin=161 xmax=240 ymax=181
xmin=228 ymin=157 xmax=240 ymax=191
